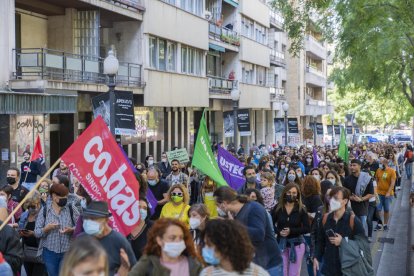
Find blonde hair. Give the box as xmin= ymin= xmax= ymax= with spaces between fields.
xmin=167 ymin=184 xmax=190 ymax=205
xmin=23 ymin=190 xmax=41 ymax=210
xmin=260 ymin=172 xmax=275 ymax=187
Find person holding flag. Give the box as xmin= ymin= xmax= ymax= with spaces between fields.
xmin=20 ymin=151 xmax=41 ymax=192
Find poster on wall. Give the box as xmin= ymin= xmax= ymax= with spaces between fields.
xmin=316 ymin=123 xmax=324 ymax=135
xmin=223 ymin=111 xmax=234 ymax=138
xmin=237 ymin=109 xmax=251 ymax=136
xmin=334 ymin=125 xmax=341 ymax=135
xmin=16 ymin=115 xmax=45 ymax=165
xmin=274 ymin=118 xmax=285 ymax=133
xmin=327 ymin=125 xmax=333 ymax=135
xmin=346 ymin=126 xmax=353 ymax=134
xmin=288 ymin=118 xmax=299 ymax=134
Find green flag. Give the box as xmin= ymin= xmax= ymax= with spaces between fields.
xmin=192 ymin=111 xmax=228 ymax=187
xmin=338 ymin=126 xmax=349 ymax=163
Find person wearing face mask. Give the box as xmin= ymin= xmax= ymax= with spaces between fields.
xmin=325 ymin=170 xmax=342 ymax=187
xmin=272 ymin=183 xmax=310 ymax=276
xmin=128 ymin=198 xmax=154 ymax=260
xmin=129 ymin=218 xmax=202 ymax=276
xmin=20 ymin=151 xmax=41 ymax=191
xmin=81 ymin=201 xmax=136 ymax=276
xmin=72 ymin=184 xmax=93 ymax=238
xmin=237 ymin=166 xmax=261 ymax=195
xmin=214 ymin=186 xmax=283 ymax=275
xmin=200 ymin=176 xmax=218 ymax=218
xmin=160 ymin=184 xmax=191 ymax=225
xmin=283 ymin=169 xmax=303 ymax=188
xmin=5 ymin=167 xmax=26 ymax=203
xmin=304 ymin=155 xmax=313 ymax=175
xmin=0 ymin=186 xmax=22 ymax=226
xmin=18 ymin=191 xmax=46 ymax=276
xmin=188 ymin=204 xmax=210 ymax=247
xmin=147 ymin=169 xmax=170 ymax=220
xmin=145 ymin=155 xmax=155 ymax=169
xmin=276 ymin=160 xmax=288 ymax=184
xmin=200 ymin=219 xmax=269 ymax=276
xmin=310 ymin=168 xmax=323 ymax=183
xmin=34 ymin=184 xmax=80 ymax=276
xmin=313 ymin=187 xmax=366 ymax=276
xmin=157 ymin=152 xmax=172 ymax=180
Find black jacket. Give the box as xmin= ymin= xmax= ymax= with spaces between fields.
xmin=0 ymin=222 xmax=23 ymax=275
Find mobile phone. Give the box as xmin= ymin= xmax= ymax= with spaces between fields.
xmin=326 ymin=229 xmax=336 ymax=238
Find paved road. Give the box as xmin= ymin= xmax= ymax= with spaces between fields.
xmin=300 ymin=176 xmax=411 ymax=276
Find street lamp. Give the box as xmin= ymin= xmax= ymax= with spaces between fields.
xmin=231 ymin=85 xmax=240 ymax=146
xmin=282 ymin=102 xmax=289 ymax=146
xmin=313 ymin=115 xmax=317 ymax=146
xmin=103 ymin=49 xmax=119 ymax=136
xmin=330 ymin=113 xmax=334 ymax=146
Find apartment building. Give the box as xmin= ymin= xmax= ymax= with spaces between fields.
xmin=0 ymin=0 xmax=329 ymax=174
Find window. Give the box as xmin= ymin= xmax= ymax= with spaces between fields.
xmin=242 ymin=16 xmax=268 ymax=45
xmin=255 ymin=23 xmax=267 ymax=45
xmin=181 ymin=45 xmax=204 ymax=76
xmin=241 ymin=16 xmax=254 ymax=39
xmin=206 ymin=52 xmax=221 ymax=76
xmin=242 ymin=62 xmax=254 ymax=84
xmin=148 ymin=36 xmax=177 ymax=72
xmin=256 ymin=66 xmax=267 ymax=86
xmin=180 ymin=0 xmax=203 ymax=16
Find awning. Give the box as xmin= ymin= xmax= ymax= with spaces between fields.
xmin=224 ymin=0 xmax=239 ymax=8
xmin=0 ymin=91 xmax=77 ymax=114
xmin=209 ymin=43 xmax=226 ymax=53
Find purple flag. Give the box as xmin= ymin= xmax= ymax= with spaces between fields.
xmin=313 ymin=147 xmax=320 ymax=168
xmin=217 ymin=147 xmax=245 ymax=190
xmin=118 ymin=145 xmax=158 ymax=215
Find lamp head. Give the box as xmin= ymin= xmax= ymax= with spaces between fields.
xmin=103 ymin=50 xmax=119 ymax=75
xmin=282 ymin=102 xmax=289 ymax=112
xmin=231 ymin=88 xmax=240 ymax=102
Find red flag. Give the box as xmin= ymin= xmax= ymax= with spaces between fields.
xmin=31 ymin=135 xmax=44 ymax=162
xmin=61 ymin=116 xmax=140 ymax=236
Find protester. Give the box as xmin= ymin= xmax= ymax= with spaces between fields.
xmin=238 ymin=165 xmax=261 ymax=194
xmin=404 ymin=144 xmax=413 ymax=179
xmin=200 ymin=219 xmax=270 ymax=275
xmin=325 ymin=170 xmax=342 ymax=186
xmin=52 ymin=161 xmax=73 ymax=191
xmin=245 ymin=188 xmax=265 ymax=205
xmin=147 ymin=168 xmax=169 ymax=220
xmin=272 ymin=183 xmax=310 ymax=276
xmin=19 ymin=191 xmax=46 ymax=276
xmin=283 ymin=169 xmax=302 ymax=187
xmin=128 ymin=218 xmax=203 ymax=275
xmin=20 ymin=151 xmax=41 ymax=191
xmin=128 ymin=197 xmax=153 ymax=260
xmin=0 ymin=185 xmax=22 ymax=225
xmin=35 ymin=184 xmax=79 ymax=276
xmin=38 ymin=179 xmax=52 ymax=207
xmin=260 ymin=172 xmax=277 ymax=212
xmin=145 ymin=155 xmax=155 ymax=169
xmin=375 ymin=157 xmax=396 ymax=231
xmin=160 ymin=184 xmax=191 ymax=225
xmin=0 ymin=215 xmax=23 ymax=275
xmin=0 ymin=196 xmax=8 ymax=221
xmin=158 ymin=152 xmax=172 ymax=179
xmin=313 ymin=186 xmax=367 ymax=276
xmin=165 ymin=159 xmax=189 ymax=188
xmin=5 ymin=167 xmax=26 ymax=203
xmin=188 ymin=203 xmax=210 ymax=246
xmin=214 ymin=186 xmax=283 ymax=275
xmin=0 ymin=252 xmax=13 ymax=276
xmin=276 ymin=160 xmax=288 ymax=184
xmin=59 ymin=235 xmax=112 ymax=276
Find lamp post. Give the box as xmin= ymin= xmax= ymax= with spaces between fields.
xmin=313 ymin=115 xmax=317 ymax=146
xmin=282 ymin=102 xmax=289 ymax=146
xmin=331 ymin=113 xmax=335 ymax=146
xmin=103 ymin=49 xmax=119 ymax=137
xmin=231 ymin=85 xmax=240 ymax=147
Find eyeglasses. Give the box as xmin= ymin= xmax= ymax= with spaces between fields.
xmin=171 ymin=192 xmax=183 ymax=197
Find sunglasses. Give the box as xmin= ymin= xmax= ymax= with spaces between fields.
xmin=171 ymin=192 xmax=183 ymax=197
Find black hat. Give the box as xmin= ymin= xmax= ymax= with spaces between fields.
xmin=82 ymin=201 xmax=112 ymax=218
xmin=350 ymin=159 xmax=362 ymax=166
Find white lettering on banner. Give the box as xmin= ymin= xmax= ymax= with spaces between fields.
xmin=201 ymin=136 xmax=214 ymax=166
xmin=219 ymin=157 xmax=244 ymax=176
xmin=83 ymin=135 xmax=140 ymax=227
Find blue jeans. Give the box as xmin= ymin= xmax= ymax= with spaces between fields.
xmin=267 ymin=263 xmax=283 ymax=276
xmin=304 ymin=235 xmax=322 ymax=276
xmin=357 ymin=215 xmax=368 ymax=236
xmin=42 ymin=247 xmax=65 ymax=276
xmin=377 ymin=195 xmax=392 ymax=212
xmin=405 ymin=163 xmax=412 ymax=179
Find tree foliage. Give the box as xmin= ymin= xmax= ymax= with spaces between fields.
xmin=272 ymin=0 xmax=414 ymax=124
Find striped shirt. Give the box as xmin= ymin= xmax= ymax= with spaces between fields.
xmin=200 ymin=263 xmax=269 ymax=276
xmin=34 ymin=201 xmax=79 ymax=254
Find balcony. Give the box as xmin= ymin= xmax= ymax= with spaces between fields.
xmin=11 ymin=48 xmax=144 ymax=93
xmin=270 ymin=87 xmax=285 ymax=101
xmin=269 ymin=11 xmax=284 ymax=31
xmin=209 ymin=22 xmax=240 ymax=52
xmin=270 ymin=49 xmax=286 ymax=67
xmin=305 ymin=65 xmax=326 ymax=87
xmin=305 ymin=96 xmax=328 ymax=116
xmin=305 ymin=35 xmax=327 ymax=59
xmin=208 ymin=76 xmax=237 ymax=96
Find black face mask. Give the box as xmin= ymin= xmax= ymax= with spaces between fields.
xmin=6 ymin=177 xmax=16 ymax=185
xmin=284 ymin=194 xmax=297 ymax=203
xmin=57 ymin=198 xmax=67 ymax=207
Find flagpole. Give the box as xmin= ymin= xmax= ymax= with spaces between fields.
xmin=21 ymin=160 xmax=32 ymax=186
xmin=0 ymin=158 xmax=61 ymax=232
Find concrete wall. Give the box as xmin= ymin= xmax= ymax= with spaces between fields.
xmin=240 ymin=37 xmax=270 ymax=67
xmin=109 ymin=21 xmax=143 ymax=64
xmin=240 ymin=0 xmax=269 ymax=27
xmin=21 ymin=13 xmax=47 ymax=48
xmin=144 ymin=69 xmax=209 ymax=107
xmin=0 ymin=0 xmax=15 ymax=88
xmin=144 ymin=0 xmax=208 ymax=50
xmin=239 ymin=83 xmax=270 ymax=109
xmin=48 ymin=9 xmax=75 ymax=53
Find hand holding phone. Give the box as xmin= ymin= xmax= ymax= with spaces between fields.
xmin=326 ymin=229 xmax=336 ymax=238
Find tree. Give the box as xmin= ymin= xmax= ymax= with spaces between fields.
xmin=272 ymin=0 xmax=414 ymax=118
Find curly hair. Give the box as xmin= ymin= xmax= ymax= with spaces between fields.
xmin=302 ymin=175 xmax=321 ymax=197
xmin=143 ymin=218 xmax=199 ymax=259
xmin=167 ymin=184 xmax=190 ymax=205
xmin=201 ymin=219 xmax=254 ymax=273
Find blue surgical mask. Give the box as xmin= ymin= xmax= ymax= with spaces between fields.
xmin=148 ymin=179 xmax=157 ymax=186
xmin=202 ymin=246 xmax=220 ymax=265
xmin=140 ymin=209 xmax=148 ymax=221
xmin=83 ymin=219 xmax=102 ymax=236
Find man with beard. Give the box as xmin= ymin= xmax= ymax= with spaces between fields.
xmin=343 ymin=159 xmax=374 ymax=234
xmin=20 ymin=151 xmax=41 ymax=191
xmin=4 ymin=167 xmax=26 ymax=203
xmin=165 ymin=159 xmax=189 ymax=188
xmin=237 ymin=165 xmax=261 ymax=194
xmin=52 ymin=161 xmax=73 ymax=191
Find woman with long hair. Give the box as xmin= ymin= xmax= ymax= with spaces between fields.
xmin=200 ymin=219 xmax=269 ymax=275
xmin=283 ymin=169 xmax=303 ymax=188
xmin=160 ymin=184 xmax=191 ymax=225
xmin=276 ymin=159 xmax=288 ymax=184
xmin=128 ymin=197 xmax=153 ymax=260
xmin=60 ymin=235 xmax=110 ymax=276
xmin=272 ymin=183 xmax=310 ymax=276
xmin=128 ymin=218 xmax=202 ymax=276
xmin=188 ymin=204 xmax=210 ymax=247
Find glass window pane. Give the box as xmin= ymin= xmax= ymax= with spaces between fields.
xmin=158 ymin=39 xmax=166 ymax=71
xmin=149 ymin=37 xmax=157 ymax=68
xmin=181 ymin=47 xmax=187 ymax=73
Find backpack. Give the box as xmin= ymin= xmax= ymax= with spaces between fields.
xmin=407 ymin=151 xmax=414 ymax=162
xmin=322 ymin=211 xmax=355 ymax=230
xmin=43 ymin=204 xmax=75 ymax=226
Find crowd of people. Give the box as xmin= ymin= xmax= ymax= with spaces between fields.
xmin=0 ymin=141 xmax=411 ymax=276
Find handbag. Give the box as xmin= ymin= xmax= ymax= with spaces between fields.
xmin=23 ymin=244 xmax=43 ymax=264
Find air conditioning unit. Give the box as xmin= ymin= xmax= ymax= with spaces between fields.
xmin=204 ymin=11 xmax=212 ymax=21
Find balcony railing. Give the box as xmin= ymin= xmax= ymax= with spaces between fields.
xmin=306 ymin=65 xmax=325 ymax=77
xmin=105 ymin=0 xmax=145 ymax=11
xmin=208 ymin=76 xmax=236 ymax=93
xmin=209 ymin=22 xmax=240 ymax=47
xmin=270 ymin=11 xmax=284 ymax=28
xmin=13 ymin=48 xmax=144 ymax=88
xmin=270 ymin=49 xmax=286 ymax=65
xmin=270 ymin=87 xmax=285 ymax=100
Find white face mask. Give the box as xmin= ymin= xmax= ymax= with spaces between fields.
xmin=328 ymin=179 xmax=336 ymax=186
xmin=189 ymin=217 xmax=201 ymax=229
xmin=287 ymin=174 xmax=296 ymax=182
xmin=148 ymin=160 xmax=154 ymax=166
xmin=329 ymin=198 xmax=342 ymax=212
xmin=217 ymin=207 xmax=227 ymax=217
xmin=162 ymin=158 xmax=168 ymax=163
xmin=313 ymin=175 xmax=321 ymax=181
xmin=163 ymin=240 xmax=186 ymax=258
